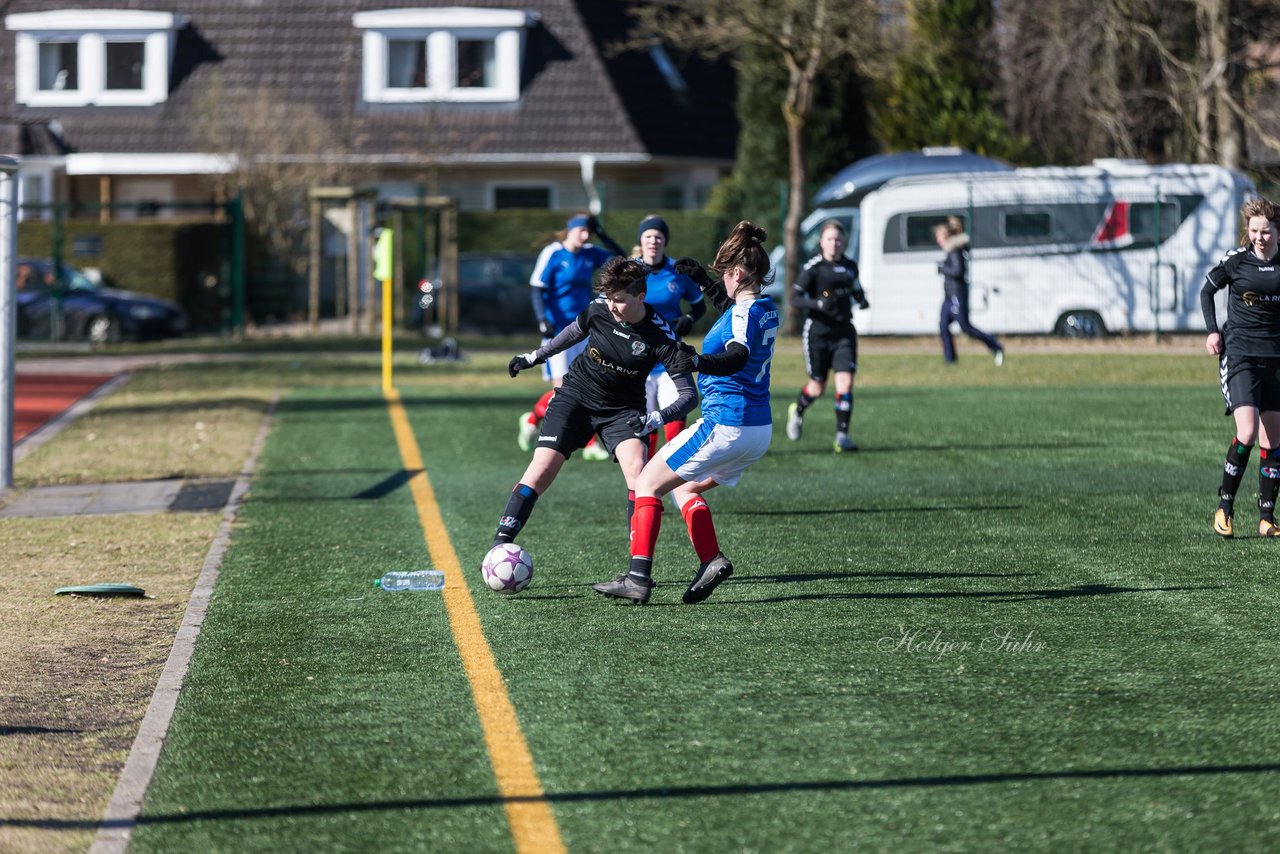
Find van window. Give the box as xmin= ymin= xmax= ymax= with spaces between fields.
xmin=1130 ymin=200 xmax=1181 ymax=241
xmin=1003 ymin=211 xmax=1052 ymax=241
xmin=905 ymin=214 xmax=963 ymax=250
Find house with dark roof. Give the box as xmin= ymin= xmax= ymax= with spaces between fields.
xmin=0 ymin=1 xmax=738 ymax=219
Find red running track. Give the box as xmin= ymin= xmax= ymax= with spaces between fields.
xmin=13 ymin=374 xmax=116 ymax=442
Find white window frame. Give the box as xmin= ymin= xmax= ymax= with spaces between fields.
xmin=17 ymin=165 xmax=54 ymax=222
xmin=354 ymin=8 xmax=530 ymax=104
xmin=6 ymin=10 xmax=188 ymax=107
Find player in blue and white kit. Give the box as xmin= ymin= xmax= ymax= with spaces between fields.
xmin=594 ymin=221 xmax=779 ymax=605
xmin=518 ymin=213 xmax=624 ymax=456
xmin=635 ymin=214 xmax=706 ymax=457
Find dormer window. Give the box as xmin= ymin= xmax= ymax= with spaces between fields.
xmin=354 ymin=8 xmax=534 ymax=104
xmin=6 ymin=9 xmax=188 ymax=107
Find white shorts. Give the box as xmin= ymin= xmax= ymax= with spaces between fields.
xmin=543 ymin=339 xmax=588 ymax=382
xmin=658 ymin=419 xmax=772 ymax=487
xmin=644 ymin=369 xmax=680 ymax=413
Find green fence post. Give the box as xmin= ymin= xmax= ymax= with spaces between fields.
xmin=1153 ymin=185 xmax=1162 ymax=344
xmin=50 ymin=203 xmax=64 ymax=341
xmin=229 ymin=192 xmax=245 ymax=337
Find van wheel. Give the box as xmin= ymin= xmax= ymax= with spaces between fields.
xmin=1055 ymin=310 xmax=1105 ymax=339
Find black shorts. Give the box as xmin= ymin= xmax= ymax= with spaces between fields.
xmin=1219 ymin=354 xmax=1280 ymax=415
xmin=536 ymin=388 xmax=644 ymax=460
xmin=802 ymin=322 xmax=858 ymax=382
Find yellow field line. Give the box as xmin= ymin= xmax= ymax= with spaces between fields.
xmin=385 ymin=389 xmax=565 ymax=854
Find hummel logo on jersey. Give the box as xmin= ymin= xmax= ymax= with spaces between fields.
xmin=611 ymin=328 xmax=631 ymax=339
xmin=539 ymin=435 xmax=558 ymax=442
xmin=1260 ymin=266 xmax=1277 ymax=272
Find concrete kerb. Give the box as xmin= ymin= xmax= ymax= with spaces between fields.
xmin=89 ymin=388 xmax=279 ymax=854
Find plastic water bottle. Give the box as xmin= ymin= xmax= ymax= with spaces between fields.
xmin=375 ymin=570 xmax=445 ymax=591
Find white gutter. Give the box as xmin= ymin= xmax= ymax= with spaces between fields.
xmin=64 ymin=153 xmax=237 ymax=176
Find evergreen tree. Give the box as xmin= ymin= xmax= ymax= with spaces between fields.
xmin=710 ymin=47 xmax=877 ymax=236
xmin=874 ymin=0 xmax=1033 ymax=162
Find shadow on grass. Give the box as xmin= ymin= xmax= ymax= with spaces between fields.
xmin=736 ymin=504 xmax=1024 ymax=517
xmin=87 ymin=394 xmax=516 ymax=420
xmin=735 ymin=570 xmax=1038 ymax=585
xmin=856 ymin=441 xmax=1108 ymax=454
xmin=711 ymin=582 xmax=1220 ymax=605
xmin=9 ymin=762 xmax=1278 ymax=830
xmin=778 ymin=441 xmax=1106 ymax=457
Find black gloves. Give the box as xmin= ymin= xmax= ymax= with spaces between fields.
xmin=676 ymin=256 xmax=731 ymax=311
xmin=674 ymin=256 xmax=712 ymax=289
xmin=587 ymin=215 xmax=601 ymax=233
xmin=673 ymin=314 xmax=694 ymax=336
xmin=508 ymin=352 xmax=537 ymax=377
xmin=626 ymin=411 xmax=664 ymax=437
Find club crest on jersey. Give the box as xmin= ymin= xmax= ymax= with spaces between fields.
xmin=1241 ymin=291 xmax=1280 ymax=306
xmin=632 ymin=341 xmax=646 ymax=356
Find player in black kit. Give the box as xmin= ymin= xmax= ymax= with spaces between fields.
xmin=491 ymin=257 xmax=697 ymax=552
xmin=1202 ymin=197 xmax=1280 ymax=538
xmin=784 ymin=220 xmax=869 ymax=452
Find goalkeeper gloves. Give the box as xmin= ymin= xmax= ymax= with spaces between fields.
xmin=626 ymin=410 xmax=664 ymax=437
xmin=507 ymin=351 xmax=538 ymax=377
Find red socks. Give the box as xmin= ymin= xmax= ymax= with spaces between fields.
xmin=681 ymin=496 xmax=719 ymax=563
xmin=630 ymin=496 xmax=664 ymax=558
xmin=631 ymin=494 xmax=718 ymax=566
xmin=533 ymin=389 xmax=555 ymax=422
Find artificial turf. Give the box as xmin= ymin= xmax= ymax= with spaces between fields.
xmin=131 ymin=349 xmax=1280 ymax=852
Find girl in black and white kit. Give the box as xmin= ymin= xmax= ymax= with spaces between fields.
xmin=785 ymin=220 xmax=869 ymax=453
xmin=493 ymin=257 xmax=697 ymax=556
xmin=1202 ymin=197 xmax=1280 ymax=539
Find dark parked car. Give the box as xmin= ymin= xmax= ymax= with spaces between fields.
xmin=413 ymin=252 xmax=537 ymax=334
xmin=16 ymin=259 xmax=188 ymax=344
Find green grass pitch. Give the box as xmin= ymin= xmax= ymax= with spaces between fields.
xmin=131 ymin=349 xmax=1280 ymax=852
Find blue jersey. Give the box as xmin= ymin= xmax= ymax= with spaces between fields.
xmin=534 ymin=244 xmax=614 ymax=333
xmin=697 ymin=296 xmax=779 ymax=427
xmin=642 ymin=257 xmax=703 ymax=378
xmin=641 ymin=257 xmax=703 ymax=325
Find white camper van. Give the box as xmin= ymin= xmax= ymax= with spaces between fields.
xmin=849 ymin=160 xmax=1255 ymax=336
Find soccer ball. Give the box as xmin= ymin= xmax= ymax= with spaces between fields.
xmin=481 ymin=543 xmax=534 ymax=594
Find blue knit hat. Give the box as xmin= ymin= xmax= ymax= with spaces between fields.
xmin=566 ymin=214 xmax=591 ymax=230
xmin=637 ymin=216 xmax=669 ymax=244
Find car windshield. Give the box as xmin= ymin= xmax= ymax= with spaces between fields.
xmin=62 ymin=266 xmax=97 ymax=291
xmin=19 ymin=261 xmax=97 ymax=293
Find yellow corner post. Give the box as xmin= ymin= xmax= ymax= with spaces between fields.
xmin=373 ymin=226 xmax=394 ymax=393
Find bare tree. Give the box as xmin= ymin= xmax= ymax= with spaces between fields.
xmin=625 ymin=0 xmax=889 ymax=309
xmin=191 ymin=72 xmax=353 ymax=292
xmin=997 ymin=0 xmax=1280 ymax=168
